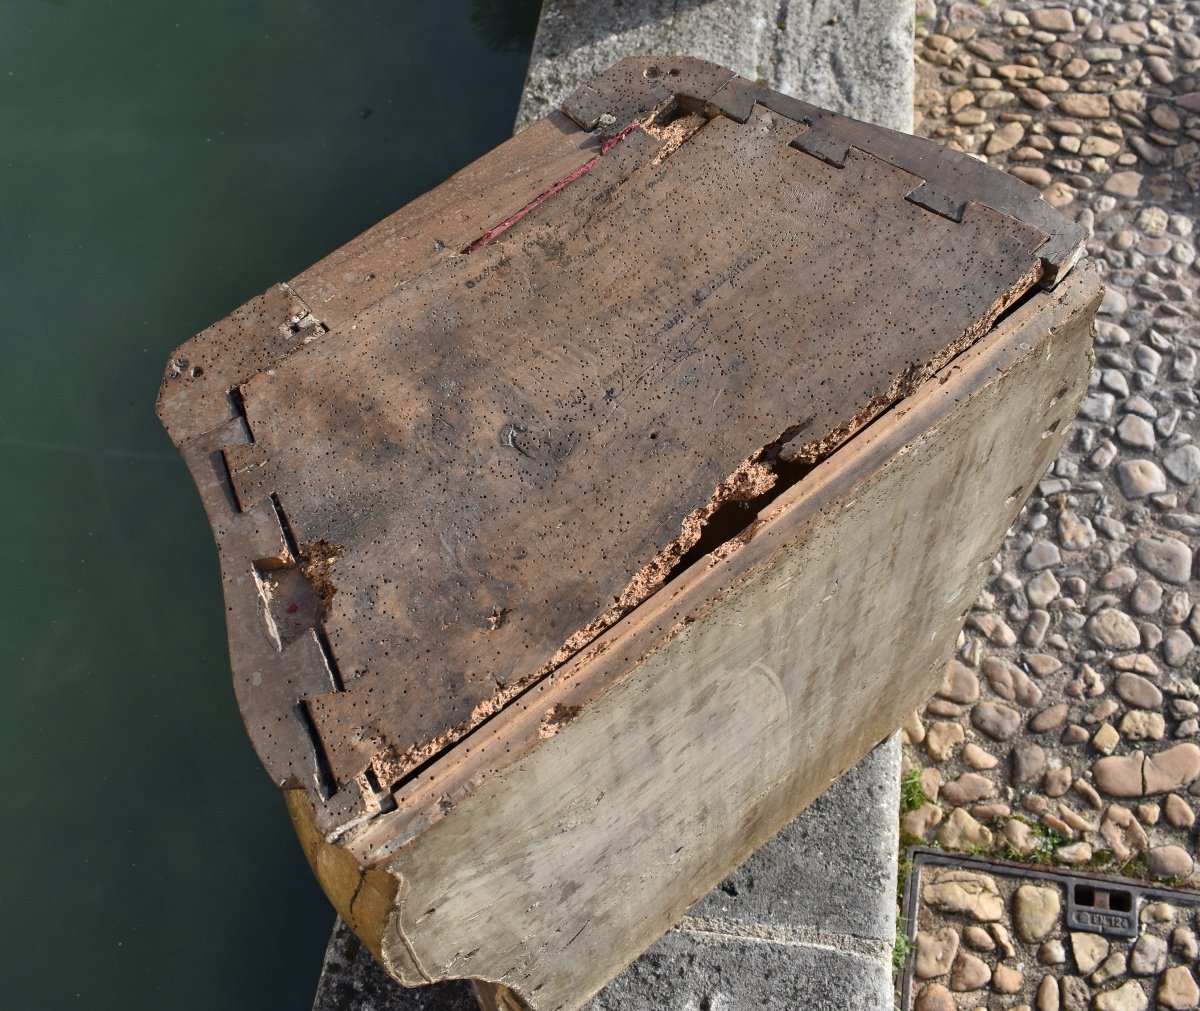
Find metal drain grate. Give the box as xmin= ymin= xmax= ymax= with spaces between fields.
xmin=1068 ymin=879 xmax=1141 ymax=939
xmin=899 ymin=847 xmax=1200 ymax=1010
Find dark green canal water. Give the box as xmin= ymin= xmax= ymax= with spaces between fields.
xmin=1 ymin=2 xmax=535 ymax=1007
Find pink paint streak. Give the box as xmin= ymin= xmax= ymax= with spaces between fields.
xmin=462 ymin=121 xmax=642 ymax=254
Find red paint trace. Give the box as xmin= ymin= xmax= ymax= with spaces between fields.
xmin=462 ymin=122 xmax=643 ymax=254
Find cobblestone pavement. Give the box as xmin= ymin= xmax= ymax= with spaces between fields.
xmin=903 ymin=0 xmax=1200 ymax=1008
xmin=910 ymin=852 xmax=1200 ymax=1011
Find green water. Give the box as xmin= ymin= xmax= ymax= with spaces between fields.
xmin=1 ymin=2 xmax=534 ymax=1007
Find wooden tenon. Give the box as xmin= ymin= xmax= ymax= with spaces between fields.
xmin=158 ymin=57 xmax=1101 ymax=1011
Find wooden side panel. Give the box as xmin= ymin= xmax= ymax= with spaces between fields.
xmin=154 ymin=55 xmax=1104 ymax=1009
xmin=367 ymin=270 xmax=1100 ymax=1010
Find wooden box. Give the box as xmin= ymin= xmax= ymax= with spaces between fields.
xmin=158 ymin=57 xmax=1100 ymax=1011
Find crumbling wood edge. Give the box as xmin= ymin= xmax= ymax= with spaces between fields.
xmin=473 ymin=981 xmax=532 ymax=1011
xmin=286 ymin=266 xmax=1102 ymax=1010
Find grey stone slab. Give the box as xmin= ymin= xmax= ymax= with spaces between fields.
xmin=589 ymin=925 xmax=893 ymax=1011
xmin=517 ymin=0 xmax=916 ymax=134
xmin=689 ymin=734 xmax=900 ymax=942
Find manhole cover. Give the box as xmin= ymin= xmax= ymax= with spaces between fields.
xmin=900 ymin=846 xmax=1200 ymax=1010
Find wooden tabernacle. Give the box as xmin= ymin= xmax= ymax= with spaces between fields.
xmin=158 ymin=57 xmax=1100 ymax=1011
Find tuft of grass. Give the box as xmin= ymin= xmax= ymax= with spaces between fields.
xmin=1084 ymin=849 xmax=1169 ymax=883
xmin=999 ymin=816 xmax=1065 ymax=865
xmin=894 ymin=838 xmax=922 ymax=985
xmin=900 ymin=765 xmax=930 ymax=815
xmin=892 ymin=915 xmax=911 ymax=973
xmin=899 ymin=830 xmax=930 ymax=852
xmin=1120 ymin=852 xmax=1150 ymax=881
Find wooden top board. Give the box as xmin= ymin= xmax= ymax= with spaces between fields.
xmin=158 ymin=57 xmax=1088 ymax=836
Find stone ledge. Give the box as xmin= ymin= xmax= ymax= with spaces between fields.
xmin=516 ymin=0 xmax=915 ymax=133
xmin=586 ymin=925 xmax=894 ymax=1011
